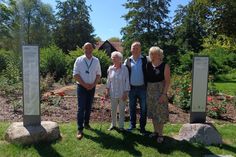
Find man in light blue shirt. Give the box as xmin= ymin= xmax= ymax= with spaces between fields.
xmin=124 ymin=41 xmax=147 ymax=135
xmin=130 ymin=55 xmax=144 ymax=85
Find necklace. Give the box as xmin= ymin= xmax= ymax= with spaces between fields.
xmin=152 ymin=62 xmax=162 ymax=75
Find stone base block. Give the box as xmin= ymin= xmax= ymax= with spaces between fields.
xmin=178 ymin=123 xmax=222 ymax=146
xmin=5 ymin=121 xmax=61 ymax=145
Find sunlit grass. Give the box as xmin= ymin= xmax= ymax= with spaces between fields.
xmin=0 ymin=122 xmax=236 ymax=157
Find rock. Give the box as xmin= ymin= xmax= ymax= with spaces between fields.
xmin=178 ymin=123 xmax=222 ymax=146
xmin=5 ymin=121 xmax=61 ymax=145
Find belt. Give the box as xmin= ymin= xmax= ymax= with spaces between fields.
xmin=130 ymin=85 xmax=145 ymax=88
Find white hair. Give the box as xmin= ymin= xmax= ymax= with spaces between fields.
xmin=149 ymin=46 xmax=164 ymax=60
xmin=111 ymin=51 xmax=123 ymax=62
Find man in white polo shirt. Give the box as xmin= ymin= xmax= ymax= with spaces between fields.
xmin=73 ymin=42 xmax=101 ymax=140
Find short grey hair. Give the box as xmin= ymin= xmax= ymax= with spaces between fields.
xmin=131 ymin=41 xmax=141 ymax=47
xmin=83 ymin=42 xmax=93 ymax=49
xmin=111 ymin=51 xmax=123 ymax=62
xmin=149 ymin=46 xmax=164 ymax=60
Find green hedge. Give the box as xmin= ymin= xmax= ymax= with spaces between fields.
xmin=200 ymin=47 xmax=236 ymax=75
xmin=40 ymin=45 xmax=67 ymax=81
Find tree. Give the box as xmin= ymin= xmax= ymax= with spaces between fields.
xmin=14 ymin=0 xmax=55 ymax=47
xmin=200 ymin=0 xmax=236 ymax=38
xmin=173 ymin=0 xmax=211 ymax=53
xmin=108 ymin=37 xmax=120 ymax=42
xmin=54 ymin=0 xmax=95 ymax=53
xmin=173 ymin=0 xmax=236 ymax=54
xmin=0 ymin=0 xmax=55 ymax=50
xmin=0 ymin=0 xmax=15 ymax=49
xmin=121 ymin=0 xmax=171 ymax=54
xmin=94 ymin=36 xmax=102 ymax=42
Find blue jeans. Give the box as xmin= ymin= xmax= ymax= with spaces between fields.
xmin=129 ymin=85 xmax=147 ymax=130
xmin=77 ymin=84 xmax=95 ymax=131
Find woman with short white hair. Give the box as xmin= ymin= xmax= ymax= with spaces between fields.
xmin=105 ymin=51 xmax=130 ymax=131
xmin=146 ymin=46 xmax=170 ymax=143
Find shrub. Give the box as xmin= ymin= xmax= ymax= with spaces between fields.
xmin=207 ymin=96 xmax=226 ymax=119
xmin=172 ymin=73 xmax=192 ymax=111
xmin=0 ymin=49 xmax=21 ymax=84
xmin=200 ymin=47 xmax=236 ymax=75
xmin=40 ymin=74 xmax=55 ymax=94
xmin=201 ymin=35 xmax=236 ymax=76
xmin=40 ymin=45 xmax=67 ymax=81
xmin=0 ymin=75 xmax=22 ymax=97
xmin=0 ymin=49 xmax=9 ymax=73
xmin=93 ymin=49 xmax=111 ymax=77
xmin=178 ymin=51 xmax=194 ymax=73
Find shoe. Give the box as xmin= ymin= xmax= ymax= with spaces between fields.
xmin=84 ymin=124 xmax=92 ymax=130
xmin=76 ymin=131 xmax=83 ymax=140
xmin=140 ymin=129 xmax=148 ymax=136
xmin=157 ymin=136 xmax=164 ymax=143
xmin=108 ymin=126 xmax=116 ymax=131
xmin=126 ymin=126 xmax=136 ymax=132
xmin=119 ymin=128 xmax=125 ymax=131
xmin=149 ymin=132 xmax=158 ymax=138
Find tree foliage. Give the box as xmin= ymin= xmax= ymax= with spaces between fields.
xmin=173 ymin=0 xmax=236 ymax=53
xmin=108 ymin=37 xmax=121 ymax=42
xmin=54 ymin=0 xmax=95 ymax=53
xmin=172 ymin=1 xmax=208 ymax=53
xmin=0 ymin=0 xmax=15 ymax=49
xmin=0 ymin=0 xmax=55 ymax=50
xmin=202 ymin=0 xmax=236 ymax=38
xmin=121 ymin=0 xmax=171 ymax=54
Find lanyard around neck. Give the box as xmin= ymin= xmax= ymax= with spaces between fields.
xmin=84 ymin=58 xmax=94 ymax=72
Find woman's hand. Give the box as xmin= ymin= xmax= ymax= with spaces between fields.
xmin=104 ymin=89 xmax=109 ymax=99
xmin=122 ymin=92 xmax=128 ymax=101
xmin=158 ymin=94 xmax=168 ymax=104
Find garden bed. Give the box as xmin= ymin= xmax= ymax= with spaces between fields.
xmin=0 ymin=84 xmax=235 ymax=123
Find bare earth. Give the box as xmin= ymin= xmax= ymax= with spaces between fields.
xmin=0 ymin=84 xmax=235 ymax=123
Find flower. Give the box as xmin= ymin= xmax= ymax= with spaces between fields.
xmin=58 ymin=92 xmax=65 ymax=97
xmin=211 ymin=107 xmax=219 ymax=111
xmin=100 ymin=97 xmax=106 ymax=105
xmin=187 ymin=87 xmax=192 ymax=93
xmin=207 ymin=96 xmax=213 ymax=102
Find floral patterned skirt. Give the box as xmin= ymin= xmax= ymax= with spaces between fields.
xmin=147 ymin=82 xmax=169 ymax=123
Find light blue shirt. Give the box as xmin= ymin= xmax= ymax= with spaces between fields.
xmin=130 ymin=55 xmax=144 ymax=86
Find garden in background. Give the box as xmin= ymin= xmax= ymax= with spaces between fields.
xmin=1 ymin=0 xmax=236 ymax=156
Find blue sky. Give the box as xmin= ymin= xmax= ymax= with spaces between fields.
xmin=42 ymin=0 xmax=190 ymax=40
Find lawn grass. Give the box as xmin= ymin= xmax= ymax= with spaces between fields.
xmin=0 ymin=122 xmax=236 ymax=157
xmin=214 ymin=82 xmax=236 ymax=96
xmin=213 ymin=70 xmax=236 ymax=96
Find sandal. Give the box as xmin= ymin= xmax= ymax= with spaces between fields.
xmin=157 ymin=136 xmax=164 ymax=143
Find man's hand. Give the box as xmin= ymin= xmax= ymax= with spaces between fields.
xmin=86 ymin=83 xmax=95 ymax=90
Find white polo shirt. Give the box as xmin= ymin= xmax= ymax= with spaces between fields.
xmin=73 ymin=55 xmax=101 ymax=84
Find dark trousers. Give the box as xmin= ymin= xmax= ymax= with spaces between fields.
xmin=77 ymin=84 xmax=95 ymax=131
xmin=129 ymin=85 xmax=147 ymax=130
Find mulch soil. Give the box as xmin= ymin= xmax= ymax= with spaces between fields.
xmin=0 ymin=84 xmax=235 ymax=124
